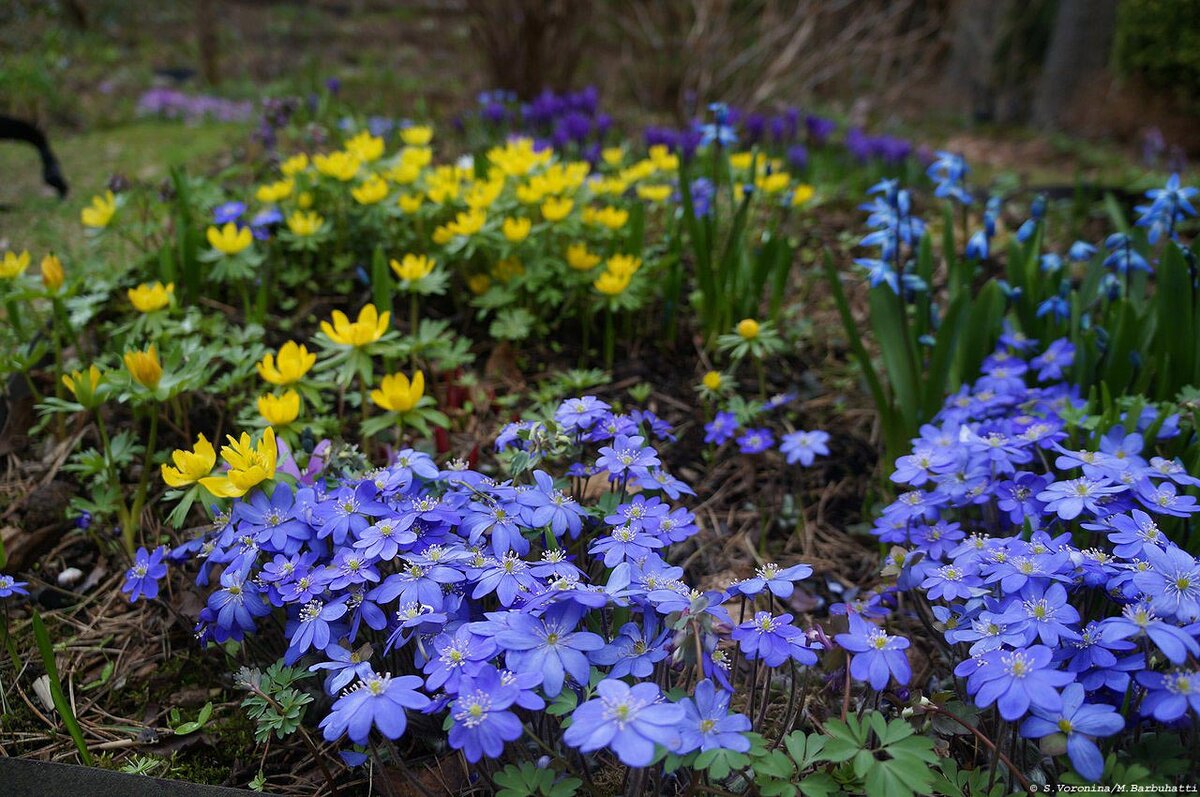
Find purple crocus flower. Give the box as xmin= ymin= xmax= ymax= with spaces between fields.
xmin=562 ymin=679 xmax=684 ymax=766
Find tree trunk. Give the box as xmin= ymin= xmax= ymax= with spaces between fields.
xmin=1032 ymin=0 xmax=1118 ymax=129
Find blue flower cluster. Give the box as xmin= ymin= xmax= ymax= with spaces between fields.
xmin=855 ymin=179 xmax=928 ymax=295
xmin=703 ymin=393 xmax=830 ymax=465
xmin=873 ymin=336 xmax=1200 ymax=781
xmin=136 ymin=397 xmax=858 ymax=769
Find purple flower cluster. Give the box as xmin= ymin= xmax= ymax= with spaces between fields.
xmin=155 ymin=397 xmax=834 ymax=769
xmin=703 ymin=398 xmax=829 ymax=466
xmin=136 ymin=88 xmax=254 ymax=124
xmin=876 ymin=337 xmax=1199 ymax=781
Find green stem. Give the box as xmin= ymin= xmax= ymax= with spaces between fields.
xmin=126 ymin=405 xmax=159 ymax=555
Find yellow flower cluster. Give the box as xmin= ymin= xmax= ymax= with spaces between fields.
xmin=593 ymin=254 xmax=642 ymax=296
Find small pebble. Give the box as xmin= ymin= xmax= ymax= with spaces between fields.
xmin=57 ymin=567 xmax=84 ymax=587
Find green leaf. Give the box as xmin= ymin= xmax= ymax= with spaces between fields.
xmin=798 ymin=772 xmax=839 ymax=797
xmin=31 ymin=609 xmax=93 ymax=765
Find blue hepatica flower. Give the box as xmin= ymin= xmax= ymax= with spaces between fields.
xmin=0 ymin=573 xmax=29 ymax=599
xmin=122 ymin=545 xmax=168 ymax=602
xmin=1020 ymin=683 xmax=1123 ymax=782
xmin=319 ymin=671 xmax=431 ymax=744
xmin=1136 ymin=669 xmax=1200 ymax=722
xmin=562 ymin=679 xmax=684 ymax=767
xmin=736 ymin=427 xmax=774 ymax=454
xmin=596 ymin=434 xmax=661 ymax=480
xmin=963 ymin=645 xmax=1074 ymax=721
xmin=285 ymin=597 xmax=348 ymax=663
xmin=448 ymin=666 xmax=524 ymax=763
xmin=703 ymin=411 xmax=738 ymax=445
xmin=780 ymin=429 xmax=830 ymax=466
xmin=732 ymin=611 xmax=813 ymax=667
xmin=212 ymin=201 xmax=246 ymax=225
xmin=834 ymin=615 xmax=911 ymax=690
xmin=1133 ymin=544 xmax=1200 ymax=622
xmin=677 ymin=679 xmax=751 ymax=754
xmin=494 ymin=602 xmax=604 ymax=697
xmin=734 ymin=561 xmax=813 ymax=599
xmin=1036 ymin=477 xmax=1125 ymax=520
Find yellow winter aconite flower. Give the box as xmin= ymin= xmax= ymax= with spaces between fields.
xmin=502 ymin=217 xmax=532 ymax=243
xmin=396 ymin=192 xmax=424 ymax=213
xmin=62 ymin=365 xmax=103 ymax=401
xmin=467 ymin=274 xmax=492 ymax=295
xmin=40 ymin=254 xmax=64 ymax=292
xmin=352 ymin=175 xmax=389 ymax=205
xmin=400 ymin=125 xmax=433 ymax=146
xmin=1 ymin=250 xmax=30 ymax=279
xmin=200 ymin=428 xmax=277 ymax=498
xmin=297 ymin=191 xmax=314 ymax=209
xmin=371 ymin=371 xmax=425 ymax=413
xmin=488 ymin=137 xmax=551 ymax=177
xmin=594 ymin=270 xmax=631 ymax=296
xmin=391 ymin=254 xmax=436 ymax=283
xmin=606 ymin=254 xmax=642 ymax=278
xmin=207 ymin=222 xmax=253 ymax=255
xmin=81 ymin=191 xmax=117 ymax=228
xmin=128 ymin=281 xmax=174 ymax=313
xmin=541 ymin=197 xmax=574 ymax=222
xmin=702 ymin=371 xmax=723 ymax=391
xmin=566 ymin=243 xmax=600 ymax=271
xmin=258 ymin=390 xmax=301 ymax=426
xmin=737 ymin=318 xmax=761 ymax=340
xmin=636 ymin=184 xmax=672 ymax=202
xmin=591 ymin=206 xmax=629 ymax=230
xmin=287 ymin=210 xmax=325 ymax=237
xmin=161 ymin=433 xmax=217 ymax=488
xmin=756 ymin=171 xmax=790 ymax=194
xmin=493 ymin=257 xmax=524 ymax=282
xmin=729 ymin=152 xmax=754 ymax=171
xmin=320 ymin=304 xmax=390 ymax=348
xmin=346 ymin=131 xmax=385 ymax=163
xmin=280 ymin=153 xmax=309 ymax=176
xmin=400 ymin=146 xmax=433 ymax=168
xmin=385 ymin=162 xmax=422 ymax=185
xmin=791 ymin=184 xmax=815 ymax=206
xmin=433 ymin=209 xmax=486 ymax=243
xmin=314 ymin=150 xmax=360 ymax=181
xmin=255 ymin=178 xmax=294 ymax=203
xmin=602 ymin=147 xmax=625 ymax=166
xmin=257 ymin=341 xmax=316 ymax=386
xmin=465 ymin=178 xmax=504 ymax=211
xmin=591 ymin=177 xmax=629 ymax=196
xmin=648 ymin=145 xmax=678 ymax=171
xmin=124 ymin=344 xmax=163 ymax=389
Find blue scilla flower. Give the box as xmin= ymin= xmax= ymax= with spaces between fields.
xmin=677 ymin=679 xmax=751 ymax=754
xmin=319 ymin=671 xmax=430 ymax=745
xmin=122 ymin=546 xmax=168 ymax=602
xmin=1102 ymin=233 xmax=1152 ymax=274
xmin=854 ymin=258 xmax=900 ymax=294
xmin=1015 ymin=218 xmax=1036 ymax=243
xmin=1030 ymin=193 xmax=1047 ymax=221
xmin=965 ymin=230 xmax=989 ymax=260
xmin=1039 ymin=253 xmax=1063 ymax=274
xmin=212 ymin=201 xmax=246 ymax=225
xmin=1068 ymin=240 xmax=1097 ymax=261
xmin=927 ymin=151 xmax=971 ymax=205
xmin=1035 ymin=294 xmax=1070 ymax=323
xmin=1020 ymin=683 xmax=1123 ymax=782
xmin=834 ymin=615 xmax=911 ymax=690
xmin=1138 ymin=173 xmax=1198 ymax=243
